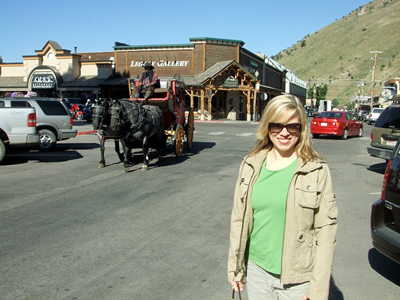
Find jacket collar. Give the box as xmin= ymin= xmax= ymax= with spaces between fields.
xmin=244 ymin=149 xmax=324 ymax=174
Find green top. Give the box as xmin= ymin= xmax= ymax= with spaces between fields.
xmin=249 ymin=157 xmax=298 ymax=275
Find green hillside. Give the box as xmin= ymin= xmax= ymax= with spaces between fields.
xmin=274 ymin=0 xmax=400 ymax=105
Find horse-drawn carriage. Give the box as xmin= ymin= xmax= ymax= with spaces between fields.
xmin=92 ymin=77 xmax=194 ymax=171
xmin=128 ymin=77 xmax=194 ymax=157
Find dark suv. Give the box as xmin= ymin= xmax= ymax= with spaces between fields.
xmin=367 ymin=103 xmax=400 ymax=161
xmin=371 ymin=138 xmax=400 ymax=264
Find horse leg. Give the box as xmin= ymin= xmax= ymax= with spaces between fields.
xmin=114 ymin=140 xmax=124 ymax=162
xmin=156 ymin=130 xmax=164 ymax=162
xmin=98 ymin=134 xmax=106 ymax=168
xmin=141 ymin=135 xmax=149 ymax=171
xmin=120 ymin=139 xmax=131 ymax=172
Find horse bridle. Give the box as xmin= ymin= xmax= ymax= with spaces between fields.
xmin=117 ymin=102 xmax=144 ymax=129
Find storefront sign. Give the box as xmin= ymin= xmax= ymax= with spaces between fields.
xmin=32 ymin=74 xmax=56 ymax=89
xmin=223 ymin=76 xmax=239 ymax=88
xmin=130 ymin=60 xmax=189 ymax=68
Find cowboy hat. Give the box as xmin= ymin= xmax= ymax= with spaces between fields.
xmin=143 ymin=62 xmax=154 ymax=69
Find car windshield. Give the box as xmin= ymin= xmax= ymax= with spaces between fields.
xmin=375 ymin=106 xmax=400 ymax=128
xmin=317 ymin=112 xmax=342 ymax=118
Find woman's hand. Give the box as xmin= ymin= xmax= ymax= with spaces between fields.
xmin=230 ymin=281 xmax=245 ymax=292
xmin=302 ymin=295 xmax=310 ymax=300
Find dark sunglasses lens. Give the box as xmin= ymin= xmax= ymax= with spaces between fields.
xmin=287 ymin=124 xmax=301 ymax=133
xmin=269 ymin=123 xmax=283 ymax=133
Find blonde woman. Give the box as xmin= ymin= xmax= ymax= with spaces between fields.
xmin=228 ymin=95 xmax=338 ymax=300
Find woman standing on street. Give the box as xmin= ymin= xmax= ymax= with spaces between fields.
xmin=227 ymin=94 xmax=338 ymax=300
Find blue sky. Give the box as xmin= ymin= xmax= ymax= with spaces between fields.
xmin=0 ymin=0 xmax=370 ymax=63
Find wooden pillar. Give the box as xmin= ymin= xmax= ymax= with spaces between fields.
xmin=190 ymin=90 xmax=194 ymax=108
xmin=247 ymin=90 xmax=252 ymax=121
xmin=208 ymin=94 xmax=212 ymax=121
xmin=200 ymin=89 xmax=205 ymax=121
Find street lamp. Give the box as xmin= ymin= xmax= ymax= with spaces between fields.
xmin=254 ymin=70 xmax=259 ymax=121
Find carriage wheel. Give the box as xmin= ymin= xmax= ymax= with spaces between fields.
xmin=186 ymin=108 xmax=195 ymax=150
xmin=174 ymin=124 xmax=184 ymax=157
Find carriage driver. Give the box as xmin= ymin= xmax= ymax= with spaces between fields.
xmin=133 ymin=62 xmax=159 ymax=101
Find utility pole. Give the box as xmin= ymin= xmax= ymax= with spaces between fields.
xmin=370 ymin=51 xmax=383 ymax=112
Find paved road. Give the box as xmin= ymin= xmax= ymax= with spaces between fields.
xmin=1 ymin=120 xmax=399 ymax=300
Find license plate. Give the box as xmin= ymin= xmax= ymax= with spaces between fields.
xmin=386 ymin=140 xmax=397 ymax=146
xmin=321 ymin=122 xmax=327 ymax=126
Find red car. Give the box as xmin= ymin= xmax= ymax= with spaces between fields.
xmin=310 ymin=111 xmax=363 ymax=140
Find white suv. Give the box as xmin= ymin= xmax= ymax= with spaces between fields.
xmin=2 ymin=97 xmax=77 ymax=151
xmin=367 ymin=108 xmax=385 ymax=125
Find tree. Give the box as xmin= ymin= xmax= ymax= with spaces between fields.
xmin=332 ymin=99 xmax=339 ymax=107
xmin=307 ymin=84 xmax=328 ymax=107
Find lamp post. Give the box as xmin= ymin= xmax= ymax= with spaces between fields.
xmin=370 ymin=51 xmax=383 ymax=112
xmin=254 ymin=70 xmax=259 ymax=121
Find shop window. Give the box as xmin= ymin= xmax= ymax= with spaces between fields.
xmin=239 ymin=97 xmax=244 ymax=112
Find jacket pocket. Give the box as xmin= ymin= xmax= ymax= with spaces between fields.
xmin=292 ymin=230 xmax=315 ymax=271
xmin=324 ymin=193 xmax=338 ymax=219
xmin=296 ymin=183 xmax=320 ymax=209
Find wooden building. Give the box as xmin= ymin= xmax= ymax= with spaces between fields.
xmin=0 ymin=38 xmax=306 ymax=120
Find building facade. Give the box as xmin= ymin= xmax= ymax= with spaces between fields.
xmin=0 ymin=38 xmax=307 ymax=120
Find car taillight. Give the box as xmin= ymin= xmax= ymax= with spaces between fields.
xmin=28 ymin=113 xmax=37 ymax=127
xmin=381 ymin=159 xmax=392 ymax=200
xmin=370 ymin=130 xmax=373 ymax=142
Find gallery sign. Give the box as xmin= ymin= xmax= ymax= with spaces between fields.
xmin=130 ymin=60 xmax=190 ymax=68
xmin=223 ymin=76 xmax=239 ymax=88
xmin=31 ymin=74 xmax=56 ymax=89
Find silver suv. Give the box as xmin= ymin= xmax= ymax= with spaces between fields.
xmin=2 ymin=97 xmax=77 ymax=151
xmin=367 ymin=103 xmax=400 ymax=161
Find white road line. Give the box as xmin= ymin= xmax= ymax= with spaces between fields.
xmin=236 ymin=133 xmax=254 ymax=137
xmin=209 ymin=132 xmax=225 ymax=135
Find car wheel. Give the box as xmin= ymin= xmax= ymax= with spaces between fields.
xmin=341 ymin=128 xmax=348 ymax=140
xmin=358 ymin=127 xmax=363 ymax=137
xmin=0 ymin=139 xmax=6 ymax=163
xmin=38 ymin=129 xmax=57 ymax=152
xmin=312 ymin=134 xmax=319 ymax=138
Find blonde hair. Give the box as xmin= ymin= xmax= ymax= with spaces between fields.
xmin=249 ymin=94 xmax=322 ymax=161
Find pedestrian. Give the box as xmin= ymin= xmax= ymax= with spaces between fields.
xmin=227 ymin=94 xmax=338 ymax=300
xmin=133 ymin=62 xmax=159 ymax=101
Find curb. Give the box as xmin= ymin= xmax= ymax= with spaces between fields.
xmin=77 ymin=130 xmax=96 ymax=136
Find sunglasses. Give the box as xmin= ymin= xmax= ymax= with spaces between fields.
xmin=268 ymin=122 xmax=301 ymax=134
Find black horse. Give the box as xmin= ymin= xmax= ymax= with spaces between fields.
xmin=109 ymin=99 xmax=166 ymax=171
xmin=91 ymin=100 xmax=125 ymax=168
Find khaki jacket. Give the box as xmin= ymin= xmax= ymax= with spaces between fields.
xmin=227 ymin=149 xmax=338 ymax=300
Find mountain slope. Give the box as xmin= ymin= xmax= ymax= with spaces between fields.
xmin=274 ymin=0 xmax=400 ymax=104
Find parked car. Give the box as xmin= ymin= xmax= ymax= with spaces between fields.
xmin=310 ymin=111 xmax=363 ymax=140
xmin=367 ymin=103 xmax=400 ymax=161
xmin=306 ymin=108 xmax=316 ymax=117
xmin=357 ymin=110 xmax=368 ymax=121
xmin=2 ymin=97 xmax=77 ymax=151
xmin=367 ymin=108 xmax=385 ymax=125
xmin=361 ymin=110 xmax=370 ymax=122
xmin=371 ymin=137 xmax=400 ymax=264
